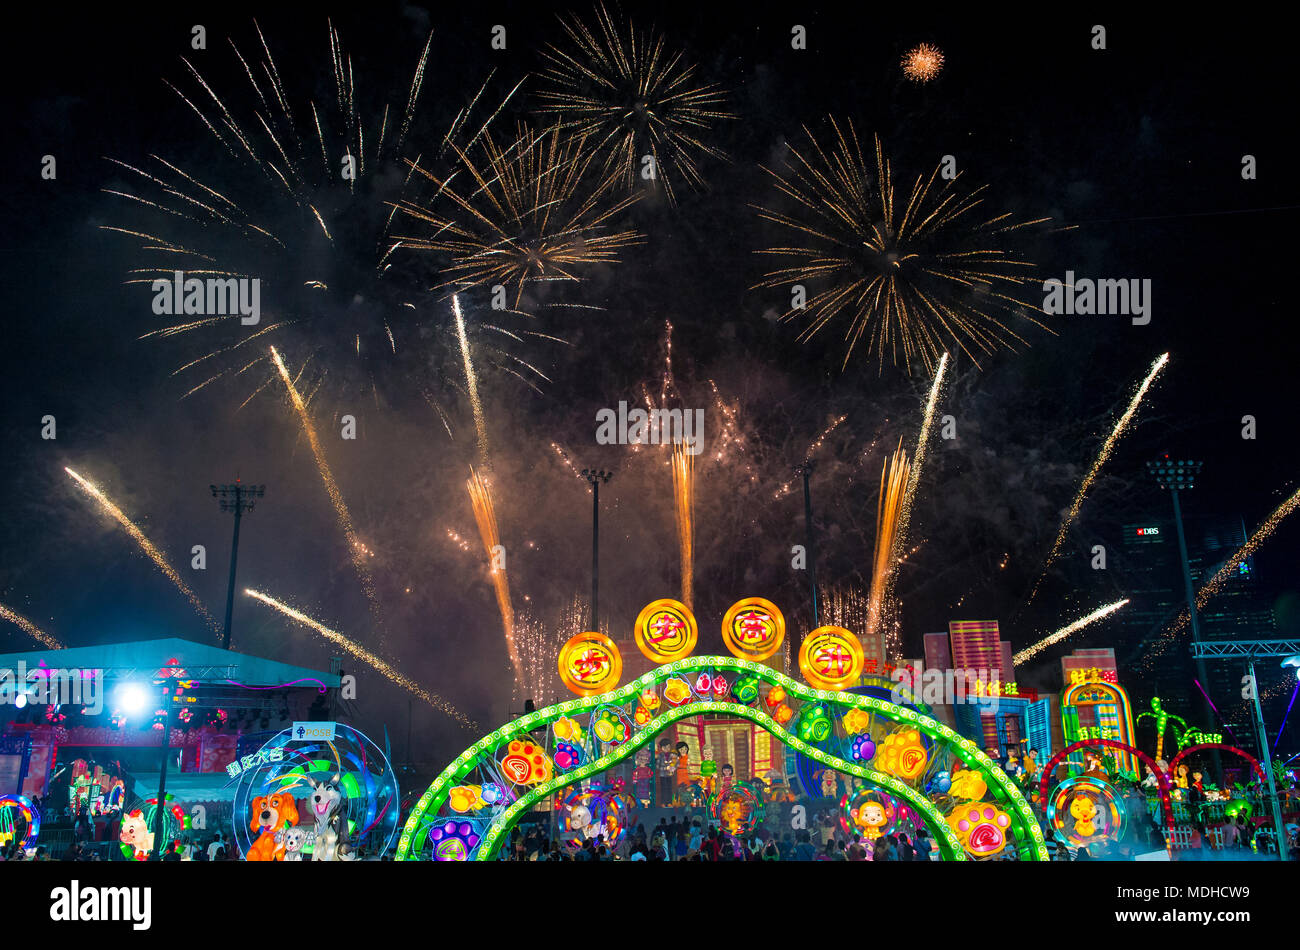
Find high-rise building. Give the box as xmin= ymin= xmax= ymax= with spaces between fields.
xmin=998 ymin=641 xmax=1015 ymax=683
xmin=949 ymin=620 xmax=1002 ymax=676
xmin=1115 ymin=513 xmax=1277 ymax=754
xmin=923 ymin=632 xmax=952 ymax=673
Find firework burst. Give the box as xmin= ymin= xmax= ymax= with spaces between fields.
xmin=394 ymin=120 xmax=643 ymax=307
xmin=535 ymin=2 xmax=733 ymax=204
xmin=244 ymin=588 xmax=475 ymax=729
xmin=754 ymin=120 xmax=1051 ymax=373
xmin=102 ymin=21 xmax=543 ymax=411
xmin=901 ymin=43 xmax=945 ymax=83
xmin=0 ymin=603 xmax=64 ymax=649
xmin=65 ymin=467 xmax=221 ymax=637
xmin=868 ymin=443 xmax=910 ymax=643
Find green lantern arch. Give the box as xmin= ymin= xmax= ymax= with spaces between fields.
xmin=399 ymin=656 xmax=1048 ymax=861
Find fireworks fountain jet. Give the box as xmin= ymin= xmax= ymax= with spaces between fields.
xmin=467 ymin=467 xmax=522 ymax=687
xmin=1142 ymin=483 xmax=1300 ymax=665
xmin=244 ymin=588 xmax=474 ymax=729
xmin=453 ymin=293 xmax=490 ymax=469
xmin=0 ymin=603 xmax=64 ymax=649
xmin=878 ymin=352 xmax=947 ymax=657
xmin=269 ymin=345 xmax=384 ymax=631
xmin=868 ymin=443 xmax=910 ymax=641
xmin=1013 ymin=598 xmax=1130 ymax=665
xmin=1028 ymin=352 xmax=1170 ymax=604
xmin=65 ymin=467 xmax=221 ymax=637
xmin=673 ymin=443 xmax=695 ymax=609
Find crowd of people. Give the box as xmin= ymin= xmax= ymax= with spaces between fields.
xmin=502 ymin=814 xmax=936 ymax=861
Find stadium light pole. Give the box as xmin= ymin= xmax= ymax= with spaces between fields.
xmin=581 ymin=470 xmax=612 ymax=632
xmin=211 ymin=481 xmax=265 ymax=650
xmin=1147 ymin=456 xmax=1222 ymax=784
xmin=795 ymin=460 xmax=820 ymax=637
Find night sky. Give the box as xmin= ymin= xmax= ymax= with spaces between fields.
xmin=3 ymin=4 xmax=1297 ymax=767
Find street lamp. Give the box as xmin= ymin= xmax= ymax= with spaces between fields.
xmin=581 ymin=470 xmax=612 ymax=632
xmin=212 ymin=482 xmax=265 ymax=651
xmin=1146 ymin=456 xmax=1222 ymax=783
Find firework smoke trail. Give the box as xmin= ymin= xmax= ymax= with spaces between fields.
xmin=1013 ymin=599 xmax=1130 ymax=665
xmin=1028 ymin=352 xmax=1169 ymax=603
xmin=244 ymin=589 xmax=475 ymax=729
xmin=0 ymin=603 xmax=64 ymax=649
xmin=467 ymin=467 xmax=522 ymax=686
xmin=1142 ymin=483 xmax=1300 ymax=667
xmin=673 ymin=443 xmax=695 ymax=609
xmin=868 ymin=445 xmax=910 ymax=641
xmin=64 ymin=467 xmax=221 ymax=637
xmin=453 ymin=294 xmax=490 ymax=469
xmin=269 ymin=346 xmax=384 ymax=631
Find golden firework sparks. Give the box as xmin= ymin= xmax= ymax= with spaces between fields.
xmin=754 ymin=121 xmax=1051 ymax=373
xmin=467 ymin=467 xmax=523 ymax=686
xmin=1013 ymin=599 xmax=1130 ymax=665
xmin=244 ymin=588 xmax=474 ymax=729
xmin=1028 ymin=352 xmax=1169 ymax=603
xmin=673 ymin=443 xmax=695 ymax=609
xmin=394 ymin=121 xmax=643 ymax=307
xmin=901 ymin=43 xmax=945 ymax=83
xmin=453 ymin=293 xmax=490 ymax=469
xmin=65 ymin=467 xmax=221 ymax=637
xmin=535 ymin=2 xmax=734 ymax=205
xmin=0 ymin=604 xmax=64 ymax=649
xmin=269 ymin=346 xmax=384 ymax=630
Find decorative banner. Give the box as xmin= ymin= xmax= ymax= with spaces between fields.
xmin=558 ymin=631 xmax=622 ymax=696
xmin=634 ymin=599 xmax=698 ymax=664
xmin=798 ymin=625 xmax=865 ymax=690
xmin=721 ymin=597 xmax=786 ymax=661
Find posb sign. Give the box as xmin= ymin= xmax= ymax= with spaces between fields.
xmin=292 ymin=721 xmax=337 ymax=741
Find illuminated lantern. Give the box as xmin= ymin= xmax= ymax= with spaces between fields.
xmin=695 ymin=672 xmax=713 ymax=695
xmin=765 ymin=686 xmax=786 ymax=708
xmin=927 ymin=771 xmax=952 ymax=795
xmin=558 ymin=631 xmax=622 ymax=696
xmin=663 ymin=677 xmax=693 ymax=706
xmin=721 ymin=597 xmax=786 ymax=661
xmin=797 ymin=704 xmax=833 ymax=743
xmin=634 ymin=599 xmax=699 ymax=664
xmin=554 ymin=741 xmax=585 ymax=772
xmin=500 ymin=739 xmax=553 ymax=785
xmin=553 ymin=717 xmax=585 ymax=744
xmin=639 ymin=686 xmax=661 ymax=711
xmin=712 ymin=674 xmax=729 ymax=699
xmin=448 ymin=785 xmax=486 ymax=813
xmin=850 ymin=735 xmax=876 ymax=762
xmin=842 ymin=708 xmax=872 ymax=735
xmin=1224 ymin=798 xmax=1253 ymax=820
xmin=948 ymin=769 xmax=988 ymax=800
xmin=773 ymin=704 xmax=794 ymax=725
xmin=634 ymin=704 xmax=652 ymax=726
xmin=876 ymin=729 xmax=928 ymax=781
xmin=480 ymin=783 xmax=504 ymax=805
xmin=733 ymin=673 xmax=760 ymax=705
xmin=798 ymin=626 xmax=865 ymax=691
xmin=429 ymin=821 xmax=480 ymax=861
xmin=948 ymin=804 xmax=1012 ymax=858
xmin=592 ymin=707 xmax=632 ymax=746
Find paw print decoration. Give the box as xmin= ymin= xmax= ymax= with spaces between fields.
xmin=591 ymin=706 xmax=632 ymax=746
xmin=849 ymin=734 xmax=876 ymax=762
xmin=947 ymin=804 xmax=1012 ymax=858
xmin=876 ymin=729 xmax=929 ymax=781
xmin=553 ymin=740 xmax=585 ymax=772
xmin=500 ymin=739 xmax=553 ymax=786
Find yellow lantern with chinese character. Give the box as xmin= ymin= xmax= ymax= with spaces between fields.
xmin=798 ymin=626 xmax=865 ymax=691
xmin=558 ymin=632 xmax=622 ymax=696
xmin=720 ymin=597 xmax=785 ymax=661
